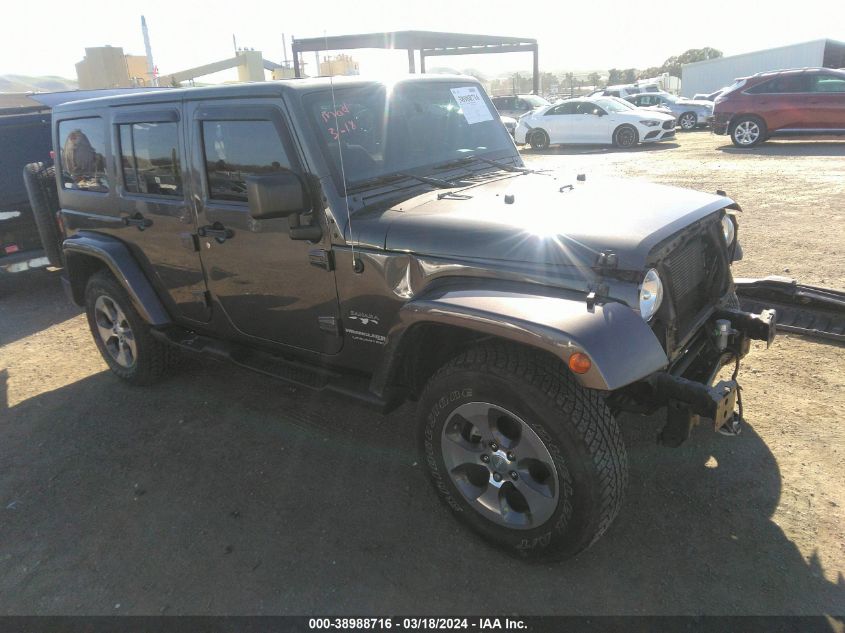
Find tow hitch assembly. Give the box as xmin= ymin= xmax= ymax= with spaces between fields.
xmin=653 ymin=307 xmax=777 ymax=447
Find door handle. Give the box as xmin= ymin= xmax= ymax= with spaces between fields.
xmin=122 ymin=213 xmax=152 ymax=230
xmin=198 ymin=222 xmax=234 ymax=243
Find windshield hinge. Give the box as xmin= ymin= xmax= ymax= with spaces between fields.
xmin=595 ymin=251 xmax=618 ymax=270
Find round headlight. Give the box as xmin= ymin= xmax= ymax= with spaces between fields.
xmin=639 ymin=268 xmax=664 ymax=321
xmin=721 ymin=214 xmax=736 ymax=245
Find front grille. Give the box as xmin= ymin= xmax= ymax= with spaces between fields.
xmin=663 ymin=228 xmax=728 ymax=339
xmin=662 ymin=120 xmax=675 ymax=130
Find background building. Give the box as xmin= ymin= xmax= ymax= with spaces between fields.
xmin=319 ymin=54 xmax=359 ymax=76
xmin=681 ymin=39 xmax=845 ymax=97
xmin=75 ymin=46 xmax=154 ymax=88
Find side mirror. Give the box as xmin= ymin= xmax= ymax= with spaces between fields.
xmin=246 ymin=171 xmax=310 ymax=220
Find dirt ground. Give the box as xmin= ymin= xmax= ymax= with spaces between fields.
xmin=0 ymin=131 xmax=843 ymax=616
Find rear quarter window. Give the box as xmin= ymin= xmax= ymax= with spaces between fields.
xmin=58 ymin=117 xmax=108 ymax=193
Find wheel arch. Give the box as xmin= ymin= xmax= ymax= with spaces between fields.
xmin=371 ymin=285 xmax=669 ymax=403
xmin=63 ymin=232 xmax=170 ymax=326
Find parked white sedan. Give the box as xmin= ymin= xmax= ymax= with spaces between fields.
xmin=514 ymin=97 xmax=676 ymax=149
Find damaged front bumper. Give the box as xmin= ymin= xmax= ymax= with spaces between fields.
xmin=611 ymin=307 xmax=777 ymax=446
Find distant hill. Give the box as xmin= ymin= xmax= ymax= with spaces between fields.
xmin=0 ymin=74 xmax=78 ymax=93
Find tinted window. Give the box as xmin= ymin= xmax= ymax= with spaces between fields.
xmin=59 ymin=118 xmax=108 ymax=192
xmin=575 ymin=102 xmax=603 ymax=115
xmin=747 ymin=75 xmax=809 ymax=94
xmin=493 ymin=97 xmax=515 ymax=111
xmin=547 ymin=102 xmax=578 ymax=115
xmin=119 ymin=122 xmax=182 ymax=197
xmin=201 ymin=120 xmax=293 ymax=203
xmin=811 ymin=75 xmax=845 ymax=93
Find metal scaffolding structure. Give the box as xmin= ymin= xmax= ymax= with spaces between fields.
xmin=291 ymin=30 xmax=540 ymax=94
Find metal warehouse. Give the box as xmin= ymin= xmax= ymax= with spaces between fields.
xmin=681 ymin=38 xmax=845 ymax=97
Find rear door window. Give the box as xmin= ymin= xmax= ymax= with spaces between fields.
xmin=810 ymin=74 xmax=845 ymax=93
xmin=747 ymin=75 xmax=810 ymax=94
xmin=201 ymin=120 xmax=294 ymax=203
xmin=58 ymin=118 xmax=108 ymax=192
xmin=118 ymin=122 xmax=182 ymax=197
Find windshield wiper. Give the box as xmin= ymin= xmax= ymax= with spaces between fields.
xmin=433 ymin=155 xmax=533 ymax=174
xmin=346 ymin=171 xmax=463 ymax=194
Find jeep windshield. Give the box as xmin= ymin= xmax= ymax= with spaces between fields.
xmin=304 ymin=80 xmax=516 ymax=192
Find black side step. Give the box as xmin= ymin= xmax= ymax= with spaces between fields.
xmin=735 ymin=276 xmax=845 ymax=343
xmin=151 ymin=327 xmax=387 ymax=409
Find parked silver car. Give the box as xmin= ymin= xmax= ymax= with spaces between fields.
xmin=625 ymin=92 xmax=714 ymax=130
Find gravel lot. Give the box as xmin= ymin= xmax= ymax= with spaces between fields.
xmin=1 ymin=131 xmax=843 ymax=615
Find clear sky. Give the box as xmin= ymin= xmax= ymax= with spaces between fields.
xmin=1 ymin=0 xmax=842 ymax=81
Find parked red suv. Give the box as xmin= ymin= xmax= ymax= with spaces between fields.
xmin=713 ymin=68 xmax=845 ymax=147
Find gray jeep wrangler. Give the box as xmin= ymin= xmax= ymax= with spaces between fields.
xmin=53 ymin=76 xmax=775 ymax=560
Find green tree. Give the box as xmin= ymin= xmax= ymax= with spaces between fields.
xmin=587 ymin=72 xmax=602 ymax=88
xmin=661 ymin=47 xmax=723 ymax=78
xmin=622 ymin=68 xmax=637 ymax=84
xmin=607 ymin=68 xmax=624 ymax=84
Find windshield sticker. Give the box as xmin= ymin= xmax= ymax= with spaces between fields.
xmin=450 ymin=87 xmax=494 ymax=125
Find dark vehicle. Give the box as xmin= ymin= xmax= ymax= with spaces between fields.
xmin=1 ymin=89 xmax=166 ymax=274
xmin=0 ymin=99 xmax=54 ymax=273
xmin=713 ymin=68 xmax=845 ymax=147
xmin=53 ymin=76 xmax=776 ymax=560
xmin=490 ymin=94 xmax=550 ymax=119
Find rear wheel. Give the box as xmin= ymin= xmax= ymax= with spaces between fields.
xmin=730 ymin=116 xmax=766 ymax=147
xmin=678 ymin=112 xmax=698 ymax=131
xmin=418 ymin=343 xmax=628 ymax=560
xmin=529 ymin=129 xmax=550 ymax=150
xmin=84 ymin=270 xmax=179 ymax=385
xmin=612 ymin=124 xmax=639 ymax=149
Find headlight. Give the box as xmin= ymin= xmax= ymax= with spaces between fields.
xmin=639 ymin=120 xmax=661 ymax=127
xmin=639 ymin=268 xmax=664 ymax=321
xmin=721 ymin=214 xmax=736 ymax=244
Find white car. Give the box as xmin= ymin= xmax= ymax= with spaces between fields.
xmin=514 ymin=97 xmax=676 ymax=149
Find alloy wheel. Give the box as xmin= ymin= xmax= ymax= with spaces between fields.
xmin=616 ymin=127 xmax=636 ymax=147
xmin=440 ymin=402 xmax=559 ymax=529
xmin=734 ymin=120 xmax=760 ymax=146
xmin=93 ymin=295 xmax=137 ymax=368
xmin=680 ymin=113 xmax=696 ymax=130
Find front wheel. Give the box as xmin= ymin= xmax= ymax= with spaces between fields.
xmin=529 ymin=129 xmax=550 ymax=150
xmin=418 ymin=343 xmax=628 ymax=560
xmin=730 ymin=116 xmax=766 ymax=147
xmin=612 ymin=124 xmax=639 ymax=149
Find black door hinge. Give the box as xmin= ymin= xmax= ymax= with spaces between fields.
xmin=180 ymin=232 xmax=199 ymax=252
xmin=309 ymin=249 xmax=334 ymax=271
xmin=318 ymin=316 xmax=340 ymax=335
xmin=191 ymin=290 xmax=212 ymax=308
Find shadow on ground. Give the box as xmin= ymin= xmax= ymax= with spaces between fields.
xmin=1 ymin=362 xmax=843 ymax=616
xmin=524 ymin=142 xmax=680 ymax=156
xmin=0 ymin=269 xmax=80 ymax=345
xmin=717 ymin=140 xmax=845 ymax=157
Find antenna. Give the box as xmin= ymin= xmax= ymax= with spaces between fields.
xmin=141 ymin=15 xmax=157 ymax=87
xmin=325 ymin=31 xmax=357 ymax=271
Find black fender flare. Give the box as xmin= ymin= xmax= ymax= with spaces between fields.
xmin=62 ymin=232 xmax=170 ymax=326
xmin=371 ymin=285 xmax=669 ymax=394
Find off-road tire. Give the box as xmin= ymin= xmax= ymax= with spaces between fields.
xmin=612 ymin=124 xmax=639 ymax=149
xmin=417 ymin=343 xmax=628 ymax=561
xmin=529 ymin=129 xmax=550 ymax=151
xmin=730 ymin=115 xmax=766 ymax=148
xmin=22 ymin=162 xmax=63 ymax=267
xmin=84 ymin=270 xmax=179 ymax=385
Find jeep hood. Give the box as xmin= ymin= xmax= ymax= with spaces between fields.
xmin=353 ymin=173 xmax=731 ymax=271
